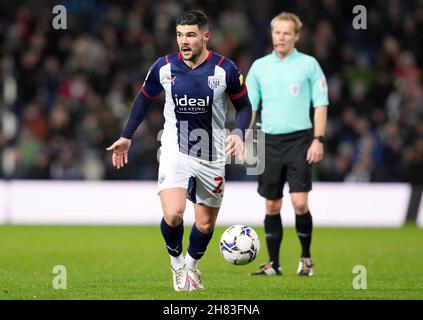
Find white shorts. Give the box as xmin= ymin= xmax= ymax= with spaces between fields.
xmin=157 ymin=149 xmax=225 ymax=208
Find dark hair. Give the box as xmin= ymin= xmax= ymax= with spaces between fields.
xmin=176 ymin=10 xmax=208 ymax=30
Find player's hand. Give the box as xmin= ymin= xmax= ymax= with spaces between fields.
xmin=306 ymin=139 xmax=324 ymax=164
xmin=226 ymin=134 xmax=244 ymax=160
xmin=106 ymin=137 xmax=132 ymax=169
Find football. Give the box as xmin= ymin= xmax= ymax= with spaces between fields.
xmin=219 ymin=225 xmax=260 ymax=265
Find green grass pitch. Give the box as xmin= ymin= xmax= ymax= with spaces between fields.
xmin=0 ymin=225 xmax=422 ymax=300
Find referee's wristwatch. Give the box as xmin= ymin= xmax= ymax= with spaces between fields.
xmin=313 ymin=135 xmax=326 ymax=144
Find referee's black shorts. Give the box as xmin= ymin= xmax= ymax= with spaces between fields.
xmin=258 ymin=129 xmax=313 ymax=200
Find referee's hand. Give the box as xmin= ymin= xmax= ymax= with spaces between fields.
xmin=225 ymin=134 xmax=244 ymax=161
xmin=306 ymin=140 xmax=324 ymax=165
xmin=106 ymin=137 xmax=132 ymax=169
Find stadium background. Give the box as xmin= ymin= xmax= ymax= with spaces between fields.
xmin=0 ymin=0 xmax=421 ymax=183
xmin=0 ymin=0 xmax=422 ymax=300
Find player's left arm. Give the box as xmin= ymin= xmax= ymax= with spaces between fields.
xmin=225 ymin=61 xmax=252 ymax=159
xmin=307 ymin=58 xmax=329 ymax=165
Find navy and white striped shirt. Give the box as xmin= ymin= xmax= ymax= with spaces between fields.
xmin=122 ymin=51 xmax=252 ymax=161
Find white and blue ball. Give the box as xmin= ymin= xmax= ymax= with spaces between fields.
xmin=220 ymin=225 xmax=260 ymax=265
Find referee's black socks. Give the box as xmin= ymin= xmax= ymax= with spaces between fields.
xmin=295 ymin=211 xmax=313 ymax=258
xmin=264 ymin=214 xmax=283 ymax=269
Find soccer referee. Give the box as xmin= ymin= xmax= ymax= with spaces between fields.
xmin=246 ymin=12 xmax=329 ymax=276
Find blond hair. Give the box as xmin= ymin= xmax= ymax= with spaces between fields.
xmin=271 ymin=12 xmax=302 ymax=33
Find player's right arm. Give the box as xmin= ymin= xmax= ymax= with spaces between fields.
xmin=107 ymin=58 xmax=165 ymax=169
xmin=245 ymin=62 xmax=261 ymax=135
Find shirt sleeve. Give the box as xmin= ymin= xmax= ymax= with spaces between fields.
xmin=309 ymin=58 xmax=329 ymax=108
xmin=223 ymin=59 xmax=252 ymax=140
xmin=225 ymin=59 xmax=247 ymax=101
xmin=141 ymin=58 xmax=164 ymax=99
xmin=245 ymin=62 xmax=261 ymax=112
xmin=121 ymin=91 xmax=155 ymax=139
xmin=121 ymin=58 xmax=165 ymax=139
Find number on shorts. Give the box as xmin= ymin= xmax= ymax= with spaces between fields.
xmin=212 ymin=176 xmax=224 ymax=194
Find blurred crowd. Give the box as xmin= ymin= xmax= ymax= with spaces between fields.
xmin=0 ymin=0 xmax=422 ymax=183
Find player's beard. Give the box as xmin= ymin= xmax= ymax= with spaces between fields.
xmin=181 ymin=44 xmax=203 ymax=62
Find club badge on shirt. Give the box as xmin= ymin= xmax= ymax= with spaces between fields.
xmin=208 ymin=76 xmax=220 ymax=90
xmin=290 ymin=84 xmax=300 ymax=97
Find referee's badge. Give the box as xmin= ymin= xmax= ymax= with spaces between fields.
xmin=208 ymin=77 xmax=220 ymax=90
xmin=290 ymin=84 xmax=300 ymax=97
xmin=319 ymin=77 xmax=328 ymax=91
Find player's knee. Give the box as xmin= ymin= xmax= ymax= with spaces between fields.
xmin=266 ymin=199 xmax=282 ymax=214
xmin=292 ymin=199 xmax=308 ymax=214
xmin=195 ymin=221 xmax=215 ymax=234
xmin=163 ymin=209 xmax=184 ymax=227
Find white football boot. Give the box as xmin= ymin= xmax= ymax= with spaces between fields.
xmin=186 ymin=267 xmax=205 ymax=291
xmin=171 ymin=265 xmax=190 ymax=291
xmin=297 ymin=257 xmax=314 ymax=276
xmin=251 ymin=261 xmax=282 ymax=276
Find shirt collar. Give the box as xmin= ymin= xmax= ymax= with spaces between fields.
xmin=272 ymin=48 xmax=298 ymax=62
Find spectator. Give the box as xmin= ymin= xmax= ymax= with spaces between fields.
xmin=0 ymin=0 xmax=421 ymax=183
